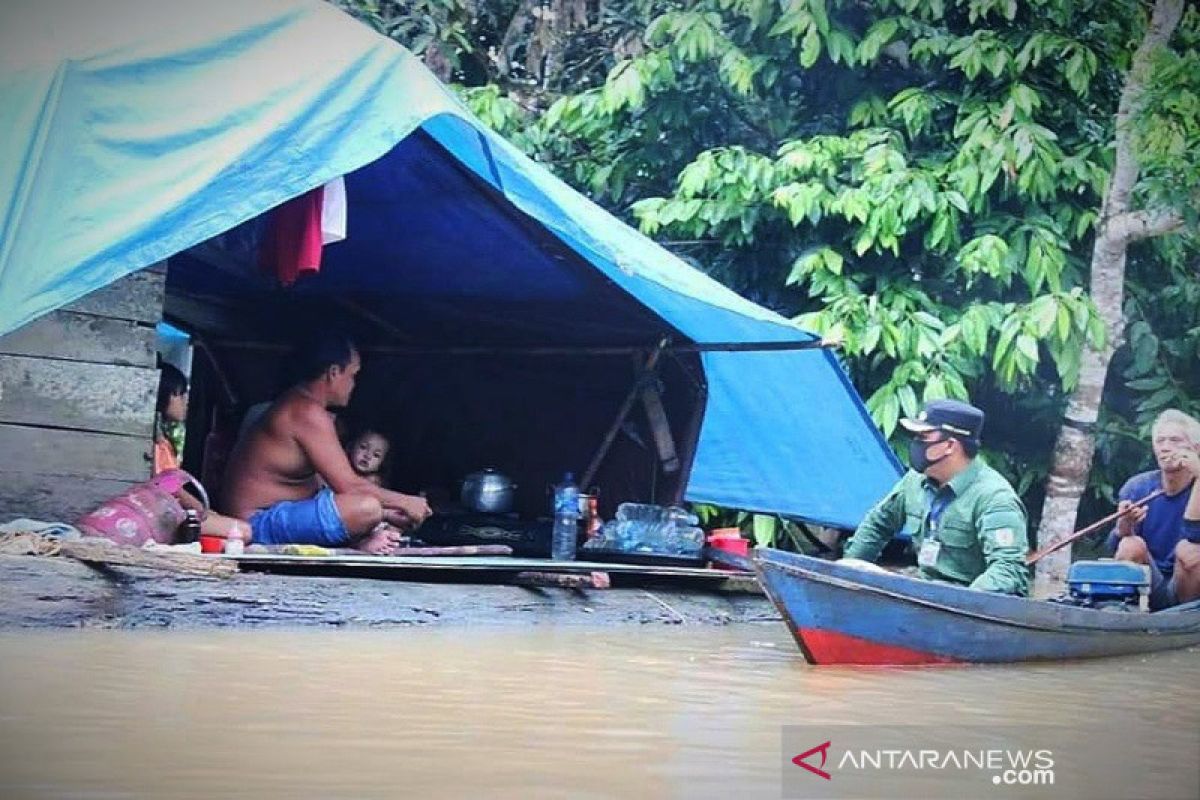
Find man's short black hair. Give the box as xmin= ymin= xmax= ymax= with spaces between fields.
xmin=290 ymin=330 xmax=358 ymax=384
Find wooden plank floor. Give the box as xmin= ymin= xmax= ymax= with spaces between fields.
xmin=230 ymin=553 xmax=746 ymax=583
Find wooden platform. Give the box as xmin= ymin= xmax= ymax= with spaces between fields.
xmin=231 ymin=552 xmax=754 ymax=588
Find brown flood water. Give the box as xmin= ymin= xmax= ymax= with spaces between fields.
xmin=0 ymin=628 xmax=1196 ymax=799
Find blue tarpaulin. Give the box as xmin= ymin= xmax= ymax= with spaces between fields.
xmin=0 ymin=0 xmax=900 ymax=527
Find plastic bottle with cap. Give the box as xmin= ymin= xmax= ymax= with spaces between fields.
xmin=224 ymin=521 xmax=249 ymax=555
xmin=551 ymin=472 xmax=580 ymax=560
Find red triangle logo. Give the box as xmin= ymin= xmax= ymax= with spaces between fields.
xmin=792 ymin=740 xmax=832 ymax=780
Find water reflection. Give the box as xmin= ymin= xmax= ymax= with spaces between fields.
xmin=0 ymin=629 xmax=1196 ymax=798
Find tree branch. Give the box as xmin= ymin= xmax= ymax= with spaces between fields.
xmin=1101 ymin=0 xmax=1185 ymax=220
xmin=1107 ymin=208 xmax=1185 ymax=244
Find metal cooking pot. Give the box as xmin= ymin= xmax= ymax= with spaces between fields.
xmin=460 ymin=468 xmax=517 ymax=514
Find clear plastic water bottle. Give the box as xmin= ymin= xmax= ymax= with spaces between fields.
xmin=551 ymin=471 xmax=580 ymax=560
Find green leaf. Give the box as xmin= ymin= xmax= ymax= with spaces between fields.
xmin=1087 ymin=316 xmax=1106 ymax=349
xmin=897 ymin=383 xmax=919 ymax=417
xmin=1051 ymin=339 xmax=1082 ymax=390
xmin=993 ymin=317 xmax=1020 ymax=369
xmin=1055 ymin=304 xmax=1071 ymax=344
xmin=1030 ymin=297 xmax=1057 ymax=337
xmin=860 ymin=321 xmax=882 ymax=354
xmin=923 ymin=373 xmax=947 ymax=402
xmin=808 ymin=0 xmax=830 ymax=35
xmin=751 ymin=514 xmax=776 ymax=548
xmin=858 ymin=18 xmax=899 ymax=64
xmin=877 ymin=390 xmax=901 ymax=436
xmin=960 ymin=308 xmax=989 ymax=355
xmin=823 ymin=249 xmax=843 ymax=274
xmin=800 ymin=26 xmax=821 ymax=68
xmin=1131 ymin=327 xmax=1160 ymax=371
xmin=854 ymin=227 xmax=875 ymax=256
xmin=825 ymin=29 xmax=856 ymax=65
xmin=1127 ymin=376 xmax=1169 ymax=391
xmin=602 ymin=60 xmax=646 ymax=113
xmin=1010 ymin=83 xmax=1041 ymax=115
xmin=1016 ymin=333 xmax=1040 ymax=364
xmin=944 ymin=191 xmax=969 ymax=213
xmin=1141 ymin=387 xmax=1177 ymax=412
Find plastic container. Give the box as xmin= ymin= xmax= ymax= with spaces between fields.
xmin=707 ymin=528 xmax=749 ymax=569
xmin=198 ymin=534 xmax=225 ymax=554
xmin=551 ymin=472 xmax=580 ymax=560
xmin=577 ymin=504 xmax=703 ymax=556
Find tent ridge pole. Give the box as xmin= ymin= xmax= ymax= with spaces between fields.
xmin=201 ymin=340 xmax=839 ymax=356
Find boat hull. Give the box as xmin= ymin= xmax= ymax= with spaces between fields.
xmin=754 ymin=548 xmax=1200 ymax=665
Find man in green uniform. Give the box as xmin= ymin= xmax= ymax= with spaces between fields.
xmin=842 ymin=399 xmax=1030 ymax=595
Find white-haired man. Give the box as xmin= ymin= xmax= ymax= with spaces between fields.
xmin=1108 ymin=409 xmax=1200 ymax=609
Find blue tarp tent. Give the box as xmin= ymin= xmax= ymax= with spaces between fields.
xmin=0 ymin=0 xmax=900 ymax=527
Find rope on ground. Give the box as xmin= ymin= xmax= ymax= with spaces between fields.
xmin=641 ymin=589 xmax=688 ymax=623
xmin=0 ymin=532 xmax=62 ymax=557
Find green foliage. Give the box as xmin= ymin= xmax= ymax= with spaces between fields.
xmin=330 ymin=0 xmax=476 ymax=72
xmin=333 ymin=0 xmax=1200 ymax=527
xmin=691 ymin=503 xmax=830 ymax=553
xmin=1136 ymin=6 xmax=1200 ymax=225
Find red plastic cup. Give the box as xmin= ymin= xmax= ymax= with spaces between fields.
xmin=199 ymin=534 xmax=225 ymax=554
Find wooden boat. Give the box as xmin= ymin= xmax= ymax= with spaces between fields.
xmin=753 ymin=548 xmax=1200 ymax=665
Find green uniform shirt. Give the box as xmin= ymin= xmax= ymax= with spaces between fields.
xmin=843 ymin=459 xmax=1030 ymax=596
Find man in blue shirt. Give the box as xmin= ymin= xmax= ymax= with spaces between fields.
xmin=1108 ymin=410 xmax=1200 ymax=609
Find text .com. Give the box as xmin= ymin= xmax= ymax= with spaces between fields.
xmin=994 ymin=767 xmax=1055 ymax=786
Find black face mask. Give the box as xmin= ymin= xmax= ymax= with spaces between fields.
xmin=909 ymin=434 xmax=952 ymax=473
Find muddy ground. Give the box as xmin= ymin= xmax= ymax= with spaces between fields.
xmin=0 ymin=555 xmax=779 ymax=629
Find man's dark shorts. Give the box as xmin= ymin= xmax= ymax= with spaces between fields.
xmin=1147 ymin=559 xmax=1180 ymax=611
xmin=249 ymin=487 xmax=350 ymax=547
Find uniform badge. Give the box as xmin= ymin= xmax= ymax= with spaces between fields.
xmin=994 ymin=528 xmax=1015 ymax=547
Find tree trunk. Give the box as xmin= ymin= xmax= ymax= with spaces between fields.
xmin=1033 ymin=0 xmax=1185 ymax=598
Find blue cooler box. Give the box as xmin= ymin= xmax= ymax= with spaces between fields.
xmin=1067 ymin=559 xmax=1150 ymax=610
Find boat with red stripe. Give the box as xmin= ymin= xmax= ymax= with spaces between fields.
xmin=754 ymin=548 xmax=1200 ymax=665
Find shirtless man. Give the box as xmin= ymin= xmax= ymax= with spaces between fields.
xmin=222 ymin=332 xmax=431 ymax=554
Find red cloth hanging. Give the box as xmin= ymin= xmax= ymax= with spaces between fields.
xmin=259 ymin=185 xmax=325 ymax=286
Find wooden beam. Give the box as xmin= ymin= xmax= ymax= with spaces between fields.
xmin=0 ymin=424 xmax=152 ymax=481
xmin=670 ymin=381 xmax=707 ymax=505
xmin=0 ymin=355 xmax=157 ymax=437
xmin=62 ymin=267 xmax=165 ymax=324
xmin=330 ymin=339 xmax=840 ymax=357
xmin=513 ymin=570 xmax=611 ymax=589
xmin=59 ymin=538 xmax=238 ymax=578
xmin=640 ymin=376 xmax=679 ymax=474
xmin=581 ymin=337 xmax=670 ymax=488
xmin=0 ymin=310 xmax=156 ymax=367
xmin=336 ymin=297 xmax=417 ymax=344
xmin=163 ymin=292 xmax=260 ymax=339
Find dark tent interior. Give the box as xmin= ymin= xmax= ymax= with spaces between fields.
xmin=165 ymin=131 xmax=706 ymax=528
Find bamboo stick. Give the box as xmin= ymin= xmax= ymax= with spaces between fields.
xmin=1026 ymin=489 xmax=1164 ymax=565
